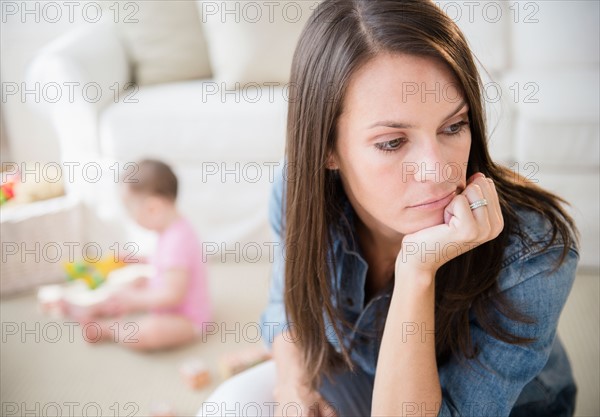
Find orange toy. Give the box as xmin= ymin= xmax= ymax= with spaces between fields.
xmin=180 ymin=359 xmax=212 ymax=390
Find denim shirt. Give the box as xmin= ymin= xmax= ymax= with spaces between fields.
xmin=259 ymin=164 xmax=580 ymax=416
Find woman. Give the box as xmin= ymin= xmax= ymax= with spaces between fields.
xmin=199 ymin=0 xmax=580 ymax=416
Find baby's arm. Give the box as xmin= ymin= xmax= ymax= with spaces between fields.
xmin=126 ymin=275 xmax=149 ymax=289
xmin=144 ymin=267 xmax=189 ymax=309
xmin=122 ymin=254 xmax=149 ymax=264
xmin=105 ymin=267 xmax=189 ymax=314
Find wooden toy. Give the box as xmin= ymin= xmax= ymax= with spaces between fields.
xmin=180 ymin=358 xmax=211 ymax=390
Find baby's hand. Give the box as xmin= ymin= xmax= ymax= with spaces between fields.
xmin=128 ymin=276 xmax=148 ymax=289
xmin=99 ymin=291 xmax=135 ymax=317
xmin=96 ymin=297 xmax=120 ymax=317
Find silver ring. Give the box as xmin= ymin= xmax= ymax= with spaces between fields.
xmin=469 ymin=198 xmax=488 ymax=210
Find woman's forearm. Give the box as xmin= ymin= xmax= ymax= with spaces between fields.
xmin=272 ymin=331 xmax=306 ymax=384
xmin=372 ymin=267 xmax=441 ymax=416
xmin=271 ymin=332 xmax=335 ymax=416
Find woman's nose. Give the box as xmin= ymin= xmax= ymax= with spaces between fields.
xmin=413 ymin=139 xmax=448 ymax=183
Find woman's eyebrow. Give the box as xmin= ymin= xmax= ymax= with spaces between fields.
xmin=443 ymin=100 xmax=469 ymax=120
xmin=366 ymin=100 xmax=468 ymax=130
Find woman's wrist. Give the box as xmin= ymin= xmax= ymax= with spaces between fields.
xmin=394 ymin=264 xmax=436 ymax=293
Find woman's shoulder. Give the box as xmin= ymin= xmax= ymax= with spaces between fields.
xmin=497 ymin=202 xmax=580 ymax=292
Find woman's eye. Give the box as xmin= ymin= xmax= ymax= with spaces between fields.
xmin=375 ymin=138 xmax=405 ymax=153
xmin=444 ymin=121 xmax=470 ymax=135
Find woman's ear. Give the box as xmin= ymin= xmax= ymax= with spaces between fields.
xmin=325 ymin=152 xmax=339 ymax=170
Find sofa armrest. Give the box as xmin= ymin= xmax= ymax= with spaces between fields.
xmin=26 ymin=23 xmax=131 ymax=157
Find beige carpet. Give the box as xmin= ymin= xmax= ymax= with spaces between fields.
xmin=1 ymin=263 xmax=598 ymax=417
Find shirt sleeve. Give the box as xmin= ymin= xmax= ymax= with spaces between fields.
xmin=436 ymin=245 xmax=579 ymax=417
xmin=159 ymin=225 xmax=192 ymax=272
xmin=259 ymin=161 xmax=289 ymax=351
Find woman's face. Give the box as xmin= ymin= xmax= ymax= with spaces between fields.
xmin=331 ymin=53 xmax=471 ymax=238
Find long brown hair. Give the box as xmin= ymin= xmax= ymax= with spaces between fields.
xmin=283 ymin=0 xmax=579 ymax=391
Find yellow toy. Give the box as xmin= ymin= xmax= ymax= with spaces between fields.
xmin=64 ymin=257 xmax=126 ymax=289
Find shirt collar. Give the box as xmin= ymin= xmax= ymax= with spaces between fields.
xmin=328 ymin=176 xmax=369 ymax=303
xmin=329 ymin=175 xmax=396 ymax=309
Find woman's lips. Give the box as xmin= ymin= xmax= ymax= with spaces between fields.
xmin=409 ymin=190 xmax=456 ymax=210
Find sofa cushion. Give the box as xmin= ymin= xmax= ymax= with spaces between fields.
xmin=174 ymin=162 xmax=275 ymax=253
xmin=510 ymin=0 xmax=599 ymax=69
xmin=117 ymin=1 xmax=212 ymax=85
xmin=196 ymin=0 xmax=316 ymax=86
xmin=499 ymin=69 xmax=599 ymax=169
xmin=98 ymin=80 xmax=288 ymax=163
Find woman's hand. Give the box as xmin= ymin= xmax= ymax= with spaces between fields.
xmin=396 ymin=172 xmax=504 ymax=279
xmin=273 ymin=381 xmax=337 ymax=417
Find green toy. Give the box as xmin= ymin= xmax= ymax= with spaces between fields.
xmin=64 ymin=258 xmax=125 ymax=289
xmin=0 ymin=180 xmax=15 ymax=205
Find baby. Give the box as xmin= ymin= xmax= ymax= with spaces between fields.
xmin=87 ymin=159 xmax=212 ymax=351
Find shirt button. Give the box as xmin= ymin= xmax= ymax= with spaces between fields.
xmin=346 ymin=297 xmax=354 ymax=307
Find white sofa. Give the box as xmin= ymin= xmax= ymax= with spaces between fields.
xmin=27 ymin=1 xmax=599 ymax=268
xmin=26 ymin=0 xmax=314 ymax=260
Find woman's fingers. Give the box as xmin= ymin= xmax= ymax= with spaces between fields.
xmin=484 ymin=177 xmax=504 ymax=234
xmin=463 ymin=181 xmax=490 ymax=229
xmin=444 ymin=173 xmax=502 ymax=244
xmin=399 ymin=172 xmax=506 ymax=273
xmin=445 ymin=194 xmax=477 ymax=236
xmin=461 ymin=174 xmax=503 ymax=241
xmin=469 ymin=175 xmax=503 ymax=239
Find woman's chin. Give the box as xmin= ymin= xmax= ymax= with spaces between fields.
xmin=399 ymin=212 xmax=446 ymax=234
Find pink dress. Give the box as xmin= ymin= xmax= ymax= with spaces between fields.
xmin=149 ymin=216 xmax=212 ymax=330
